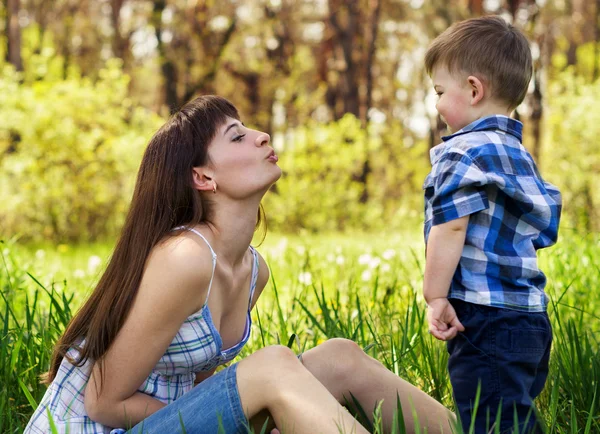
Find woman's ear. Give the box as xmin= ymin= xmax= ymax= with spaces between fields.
xmin=192 ymin=167 xmax=215 ymax=193
xmin=467 ymin=75 xmax=485 ymax=106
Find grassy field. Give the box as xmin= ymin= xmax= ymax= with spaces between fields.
xmin=1 ymin=229 xmax=599 ymax=433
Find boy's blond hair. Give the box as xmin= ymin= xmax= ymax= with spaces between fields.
xmin=425 ymin=15 xmax=532 ymax=110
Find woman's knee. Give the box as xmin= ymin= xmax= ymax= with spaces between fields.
xmin=317 ymin=337 xmax=363 ymax=359
xmin=236 ymin=345 xmax=306 ymax=415
xmin=304 ymin=338 xmax=371 ymax=386
xmin=239 ymin=345 xmax=303 ymax=385
xmin=258 ymin=344 xmax=299 ymax=364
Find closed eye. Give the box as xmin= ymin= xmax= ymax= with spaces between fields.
xmin=232 ymin=134 xmax=246 ymax=142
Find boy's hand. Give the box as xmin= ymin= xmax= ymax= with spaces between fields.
xmin=427 ymin=298 xmax=465 ymax=341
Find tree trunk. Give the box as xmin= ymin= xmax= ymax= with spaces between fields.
xmin=320 ymin=21 xmax=337 ymax=117
xmin=594 ymin=0 xmax=600 ymax=81
xmin=364 ymin=0 xmax=381 ymax=126
xmin=180 ymin=18 xmax=237 ymax=106
xmin=528 ymin=6 xmax=544 ymax=166
xmin=152 ymin=0 xmax=178 ymax=112
xmin=110 ymin=0 xmax=130 ymax=67
xmin=5 ymin=0 xmax=23 ymax=71
xmin=469 ymin=0 xmax=484 ymax=15
xmin=358 ymin=0 xmax=381 ymax=203
xmin=530 ymin=71 xmax=543 ymax=164
xmin=506 ymin=0 xmax=521 ymax=18
xmin=62 ymin=14 xmax=72 ymax=79
xmin=32 ymin=0 xmax=51 ymax=56
xmin=565 ymin=0 xmax=579 ymax=66
xmin=225 ymin=68 xmax=265 ymax=131
xmin=328 ymin=0 xmax=360 ymax=119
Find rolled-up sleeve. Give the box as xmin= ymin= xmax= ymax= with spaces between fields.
xmin=431 ymin=150 xmax=489 ymax=225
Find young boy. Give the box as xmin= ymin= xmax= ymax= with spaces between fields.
xmin=422 ymin=16 xmax=562 ymax=433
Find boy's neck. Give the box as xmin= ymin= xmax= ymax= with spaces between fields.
xmin=468 ymin=99 xmax=513 ymax=125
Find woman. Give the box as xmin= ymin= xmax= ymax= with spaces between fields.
xmin=25 ymin=96 xmax=453 ymax=434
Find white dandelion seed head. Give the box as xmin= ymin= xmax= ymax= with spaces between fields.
xmin=88 ymin=255 xmax=102 ymax=272
xmin=298 ymin=271 xmax=312 ymax=286
xmin=368 ymin=257 xmax=381 ymax=269
xmin=358 ymin=254 xmax=372 ymax=265
xmin=382 ymin=249 xmax=396 ymax=260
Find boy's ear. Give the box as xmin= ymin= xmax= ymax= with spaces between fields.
xmin=467 ymin=75 xmax=485 ymax=106
xmin=192 ymin=167 xmax=215 ymax=192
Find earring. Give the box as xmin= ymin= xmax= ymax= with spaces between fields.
xmin=212 ymin=183 xmax=217 ymax=194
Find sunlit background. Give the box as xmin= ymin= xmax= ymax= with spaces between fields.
xmin=1 ymin=0 xmax=599 ymax=241
xmin=2 ymin=1 xmax=600 ymax=432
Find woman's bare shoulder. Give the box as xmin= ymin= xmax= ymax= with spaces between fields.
xmin=140 ymin=232 xmax=216 ymax=315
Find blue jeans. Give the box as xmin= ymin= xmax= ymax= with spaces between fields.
xmin=124 ymin=363 xmax=249 ymax=434
xmin=447 ymin=299 xmax=552 ymax=434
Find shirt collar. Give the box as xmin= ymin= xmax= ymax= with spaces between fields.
xmin=430 ymin=115 xmax=523 ymax=165
xmin=442 ymin=115 xmax=523 ymax=143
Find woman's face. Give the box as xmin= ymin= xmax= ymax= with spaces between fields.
xmin=207 ymin=117 xmax=281 ymax=199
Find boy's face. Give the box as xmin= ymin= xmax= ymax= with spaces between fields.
xmin=431 ymin=66 xmax=477 ymax=132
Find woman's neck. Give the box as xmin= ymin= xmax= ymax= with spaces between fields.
xmin=203 ymin=197 xmax=260 ymax=269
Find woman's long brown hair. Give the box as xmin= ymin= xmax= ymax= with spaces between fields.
xmin=43 ymin=96 xmax=259 ymax=384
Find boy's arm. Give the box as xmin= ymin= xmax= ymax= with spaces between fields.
xmin=424 ymin=215 xmax=468 ymax=341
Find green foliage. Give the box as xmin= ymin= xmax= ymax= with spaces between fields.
xmin=0 ymin=0 xmax=598 ymax=241
xmin=1 ymin=44 xmax=600 ymax=240
xmin=264 ymin=115 xmax=428 ymax=233
xmin=2 ymin=232 xmax=599 ymax=432
xmin=265 ymin=115 xmax=372 ymax=232
xmin=543 ymin=68 xmax=600 ymax=232
xmin=550 ymin=40 xmax=600 ymax=83
xmin=0 ymin=61 xmax=163 ymax=242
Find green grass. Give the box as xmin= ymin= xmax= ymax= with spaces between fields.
xmin=2 ymin=230 xmax=599 ymax=433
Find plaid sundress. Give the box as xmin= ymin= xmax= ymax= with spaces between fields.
xmin=25 ymin=229 xmax=259 ymax=433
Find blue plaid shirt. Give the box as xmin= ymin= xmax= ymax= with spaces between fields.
xmin=423 ymin=115 xmax=562 ymax=312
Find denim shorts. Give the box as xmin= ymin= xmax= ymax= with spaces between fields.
xmin=447 ymin=299 xmax=552 ymax=434
xmin=122 ymin=363 xmax=249 ymax=434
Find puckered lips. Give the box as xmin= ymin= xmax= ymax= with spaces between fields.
xmin=266 ymin=149 xmax=278 ymax=162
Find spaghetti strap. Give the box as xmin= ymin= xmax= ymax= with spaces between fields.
xmin=247 ymin=246 xmax=259 ymax=306
xmin=174 ymin=226 xmax=217 ymax=307
xmin=185 ymin=228 xmax=217 ymax=259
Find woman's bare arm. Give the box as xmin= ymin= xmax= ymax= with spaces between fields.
xmin=84 ymin=235 xmax=214 ymax=428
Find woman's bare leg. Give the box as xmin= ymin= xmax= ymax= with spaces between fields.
xmin=236 ymin=345 xmax=369 ymax=434
xmin=300 ymin=338 xmax=455 ymax=434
